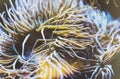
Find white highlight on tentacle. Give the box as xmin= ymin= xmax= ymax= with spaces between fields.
xmin=95 ymin=28 xmax=105 ymax=54
xmin=41 ymin=28 xmax=47 ymax=44
xmin=22 ymin=34 xmax=30 ymax=60
xmin=12 ymin=57 xmax=19 ymax=70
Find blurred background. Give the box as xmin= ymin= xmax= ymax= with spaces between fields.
xmin=0 ymin=0 xmax=120 ymax=79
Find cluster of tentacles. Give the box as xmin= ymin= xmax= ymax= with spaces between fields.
xmin=0 ymin=0 xmax=120 ymax=79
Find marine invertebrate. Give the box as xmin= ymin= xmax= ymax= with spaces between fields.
xmin=0 ymin=0 xmax=120 ymax=79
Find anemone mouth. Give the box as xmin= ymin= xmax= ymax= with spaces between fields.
xmin=0 ymin=0 xmax=120 ymax=79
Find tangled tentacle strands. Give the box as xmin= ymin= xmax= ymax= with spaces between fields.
xmin=0 ymin=0 xmax=120 ymax=79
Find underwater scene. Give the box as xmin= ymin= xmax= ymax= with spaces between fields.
xmin=0 ymin=0 xmax=120 ymax=79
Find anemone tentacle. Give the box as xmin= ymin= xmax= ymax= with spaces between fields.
xmin=0 ymin=0 xmax=120 ymax=79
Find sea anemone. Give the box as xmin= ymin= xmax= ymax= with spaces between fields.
xmin=0 ymin=0 xmax=120 ymax=79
